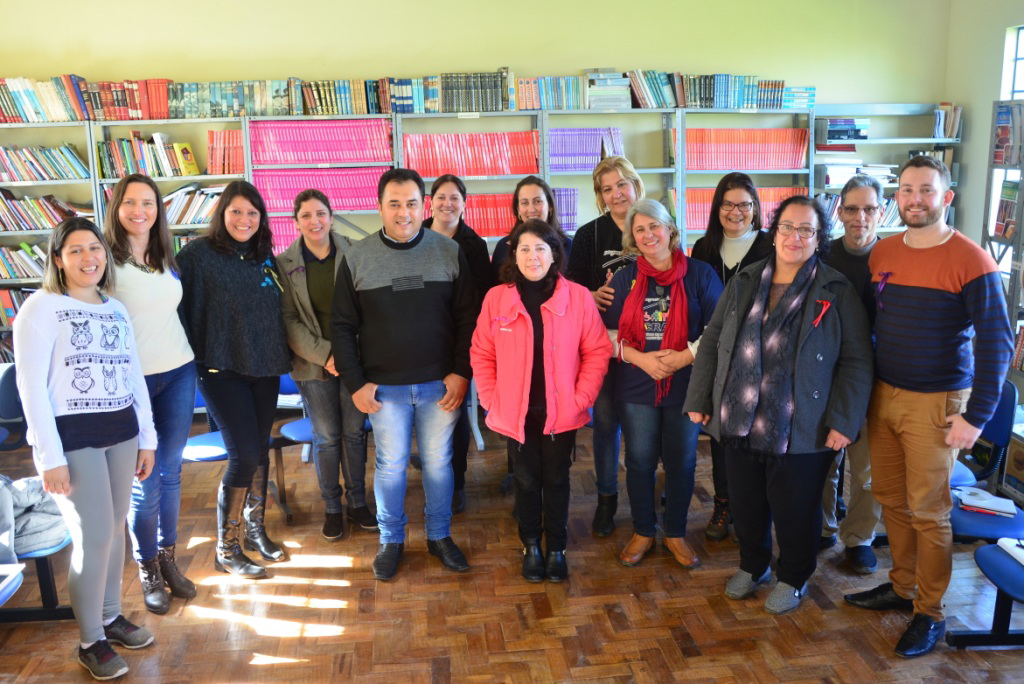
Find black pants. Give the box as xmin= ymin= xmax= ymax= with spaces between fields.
xmin=452 ymin=402 xmax=470 ymax=491
xmin=710 ymin=436 xmax=728 ymax=501
xmin=509 ymin=407 xmax=576 ymax=552
xmin=724 ymin=440 xmax=835 ymax=588
xmin=197 ymin=366 xmax=280 ymax=488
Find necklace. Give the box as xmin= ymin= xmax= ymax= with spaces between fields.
xmin=126 ymin=254 xmax=154 ymax=274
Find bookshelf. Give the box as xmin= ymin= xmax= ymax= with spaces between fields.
xmin=812 ymin=103 xmax=962 ymax=236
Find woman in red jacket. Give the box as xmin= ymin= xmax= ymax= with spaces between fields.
xmin=471 ymin=220 xmax=612 ymax=583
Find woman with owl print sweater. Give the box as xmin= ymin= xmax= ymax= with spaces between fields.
xmin=14 ymin=218 xmax=158 ymax=680
xmin=177 ymin=180 xmax=292 ymax=580
xmin=104 ymin=174 xmax=198 ymax=616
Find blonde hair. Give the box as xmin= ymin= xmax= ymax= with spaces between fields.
xmin=592 ymin=156 xmax=645 ymax=213
xmin=622 ymin=199 xmax=681 ymax=256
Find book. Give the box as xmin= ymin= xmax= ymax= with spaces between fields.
xmin=956 ymin=486 xmax=1017 ymax=517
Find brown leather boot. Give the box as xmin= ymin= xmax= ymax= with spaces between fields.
xmin=619 ymin=533 xmax=654 ymax=567
xmin=664 ymin=536 xmax=702 ymax=569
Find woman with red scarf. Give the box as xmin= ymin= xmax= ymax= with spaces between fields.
xmin=602 ymin=199 xmax=722 ymax=569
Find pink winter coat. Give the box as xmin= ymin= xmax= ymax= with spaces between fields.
xmin=471 ymin=276 xmax=612 ymax=444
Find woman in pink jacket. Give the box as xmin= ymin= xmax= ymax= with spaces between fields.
xmin=471 ymin=220 xmax=612 ymax=583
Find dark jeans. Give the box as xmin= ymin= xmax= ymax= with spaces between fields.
xmin=297 ymin=375 xmax=369 ymax=513
xmin=510 ymin=407 xmax=576 ymax=551
xmin=724 ymin=440 xmax=835 ymax=588
xmin=592 ymin=365 xmax=621 ymax=496
xmin=619 ymin=401 xmax=699 ymax=538
xmin=709 ymin=436 xmax=728 ymax=501
xmin=128 ymin=361 xmax=197 ymax=561
xmin=453 ymin=402 xmax=470 ymax=491
xmin=197 ymin=366 xmax=280 ymax=488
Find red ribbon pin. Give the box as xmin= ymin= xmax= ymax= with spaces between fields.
xmin=812 ymin=299 xmax=831 ymax=327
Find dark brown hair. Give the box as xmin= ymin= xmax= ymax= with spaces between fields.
xmin=206 ymin=180 xmax=274 ymax=261
xmin=499 ymin=219 xmax=566 ymax=294
xmin=103 ymin=174 xmax=176 ymax=273
xmin=703 ymin=172 xmax=763 ymax=256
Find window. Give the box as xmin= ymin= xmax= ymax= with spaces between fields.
xmin=1013 ymin=26 xmax=1024 ymax=100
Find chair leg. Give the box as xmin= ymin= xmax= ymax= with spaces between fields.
xmin=946 ymin=590 xmax=1024 ymax=648
xmin=36 ymin=556 xmax=59 ymax=609
xmin=270 ymin=445 xmax=293 ymax=525
xmin=0 ymin=556 xmax=75 ymax=623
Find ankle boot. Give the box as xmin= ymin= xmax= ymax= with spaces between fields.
xmin=243 ymin=465 xmax=287 ymax=562
xmin=215 ymin=483 xmax=267 ymax=579
xmin=521 ymin=539 xmax=544 ymax=582
xmin=158 ymin=545 xmax=197 ymax=599
xmin=138 ymin=557 xmax=170 ymax=614
xmin=705 ymin=497 xmax=731 ymax=541
xmin=592 ymin=493 xmax=617 ymax=538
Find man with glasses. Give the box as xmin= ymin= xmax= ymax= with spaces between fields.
xmin=844 ymin=156 xmax=1012 ymax=657
xmin=819 ymin=175 xmax=884 ymax=576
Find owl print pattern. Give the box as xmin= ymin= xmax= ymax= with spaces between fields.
xmin=57 ymin=307 xmax=135 ymax=413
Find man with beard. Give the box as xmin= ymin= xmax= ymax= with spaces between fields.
xmin=844 ymin=156 xmax=1012 ymax=657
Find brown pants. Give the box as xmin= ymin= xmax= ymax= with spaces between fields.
xmin=868 ymin=379 xmax=969 ymax=620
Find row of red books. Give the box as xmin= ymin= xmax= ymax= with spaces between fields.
xmin=402 ymin=132 xmax=540 ymax=178
xmin=684 ymin=129 xmax=809 ymax=171
xmin=207 ymin=130 xmax=245 ymax=175
xmin=682 ymin=186 xmax=806 ymax=232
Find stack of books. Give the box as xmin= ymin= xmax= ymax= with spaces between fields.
xmin=994 ymin=180 xmax=1019 ymax=242
xmin=0 ymin=75 xmax=90 ymax=122
xmin=95 ymin=134 xmax=200 ymax=179
xmin=816 ymin=118 xmax=871 ymax=142
xmin=0 ymin=144 xmax=89 ymax=183
xmin=0 ymin=290 xmax=32 ymax=326
xmin=514 ymin=76 xmax=587 ymax=111
xmin=248 ymin=119 xmax=393 ymax=165
xmin=206 ymin=129 xmax=245 ymax=175
xmin=163 ymin=183 xmax=227 ymax=226
xmin=934 ymin=103 xmax=962 ymax=139
xmin=956 ymin=486 xmax=1017 ymax=517
xmin=547 ymin=128 xmax=624 ymax=172
xmin=0 ymin=190 xmax=83 ymax=231
xmin=0 ymin=243 xmax=45 ymax=279
xmin=685 ymin=128 xmax=809 ymax=170
xmin=252 ymin=167 xmax=387 ymax=213
xmin=402 ymin=131 xmax=539 ymax=177
xmin=994 ymin=103 xmax=1024 ymax=165
xmin=585 ymin=70 xmax=631 ymax=110
xmin=782 ymin=86 xmax=816 ymax=110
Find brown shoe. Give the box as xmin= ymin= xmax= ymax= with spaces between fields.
xmin=619 ymin=534 xmax=655 ymax=567
xmin=664 ymin=536 xmax=702 ymax=569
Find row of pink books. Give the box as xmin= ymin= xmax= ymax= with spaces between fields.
xmin=685 ymin=128 xmax=809 ymax=170
xmin=402 ymin=131 xmax=539 ymax=178
xmin=269 ymin=217 xmax=300 ymax=254
xmin=253 ymin=168 xmax=388 ymax=213
xmin=207 ymin=130 xmax=245 ymax=175
xmin=680 ymin=186 xmax=805 ymax=232
xmin=249 ymin=119 xmax=393 ymax=165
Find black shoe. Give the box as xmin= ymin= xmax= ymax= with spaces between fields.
xmin=452 ymin=489 xmax=466 ymax=515
xmin=137 ymin=558 xmax=169 ymax=615
xmin=158 ymin=545 xmax=196 ymax=599
xmin=592 ymin=493 xmax=617 ymax=538
xmin=819 ymin=534 xmax=837 ymax=551
xmin=322 ymin=512 xmax=346 ymax=541
xmin=373 ymin=543 xmax=404 ymax=580
xmin=895 ymin=613 xmax=945 ymax=658
xmin=347 ymin=505 xmax=378 ymax=531
xmin=215 ymin=483 xmax=267 ymax=580
xmin=521 ymin=539 xmax=544 ymax=582
xmin=705 ymin=497 xmax=731 ymax=541
xmin=545 ymin=550 xmax=568 ymax=582
xmin=844 ymin=582 xmax=914 ymax=611
xmin=845 ymin=545 xmax=878 ymax=574
xmin=427 ymin=536 xmax=470 ymax=572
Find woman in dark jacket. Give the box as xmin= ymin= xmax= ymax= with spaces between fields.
xmin=684 ymin=195 xmax=872 ymax=615
xmin=689 ymin=172 xmax=772 ymax=542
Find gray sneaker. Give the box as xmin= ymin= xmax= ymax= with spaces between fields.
xmin=78 ymin=640 xmax=128 ymax=681
xmin=764 ymin=580 xmax=808 ymax=615
xmin=103 ymin=615 xmax=154 ymax=649
xmin=725 ymin=568 xmax=771 ymax=600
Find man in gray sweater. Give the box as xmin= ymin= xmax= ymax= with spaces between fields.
xmin=332 ymin=168 xmax=477 ymax=581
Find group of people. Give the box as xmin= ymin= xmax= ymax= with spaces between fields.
xmin=11 ymin=150 xmax=1010 ymax=679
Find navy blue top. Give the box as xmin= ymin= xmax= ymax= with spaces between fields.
xmin=602 ymin=258 xmax=722 ymax=406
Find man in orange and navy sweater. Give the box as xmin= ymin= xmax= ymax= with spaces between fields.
xmin=844 ymin=156 xmax=1013 ymax=658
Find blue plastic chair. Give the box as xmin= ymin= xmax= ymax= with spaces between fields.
xmin=950 ymin=495 xmax=1024 ymax=543
xmin=0 ymin=531 xmax=75 ymax=623
xmin=0 ymin=363 xmax=26 ymax=451
xmin=946 ymin=543 xmax=1024 ymax=648
xmin=182 ymin=388 xmax=227 ymax=463
xmin=951 ymin=380 xmax=1018 ymax=487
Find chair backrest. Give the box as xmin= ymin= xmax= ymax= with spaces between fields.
xmin=279 ymin=373 xmax=300 ymax=397
xmin=0 ymin=364 xmax=21 ymax=421
xmin=975 ymin=379 xmax=1020 ymax=481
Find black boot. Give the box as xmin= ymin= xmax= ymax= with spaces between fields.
xmin=705 ymin=497 xmax=731 ymax=541
xmin=521 ymin=539 xmax=544 ymax=582
xmin=138 ymin=558 xmax=170 ymax=614
xmin=243 ymin=465 xmax=287 ymax=562
xmin=592 ymin=493 xmax=617 ymax=538
xmin=545 ymin=550 xmax=568 ymax=582
xmin=158 ymin=545 xmax=197 ymax=599
xmin=215 ymin=483 xmax=267 ymax=579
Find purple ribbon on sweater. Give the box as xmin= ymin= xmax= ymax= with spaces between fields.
xmin=876 ymin=271 xmax=892 ymax=310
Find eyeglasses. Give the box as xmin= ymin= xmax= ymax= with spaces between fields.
xmin=777 ymin=223 xmax=816 ymax=239
xmin=721 ymin=201 xmax=753 ymax=213
xmin=840 ymin=205 xmax=880 ymax=216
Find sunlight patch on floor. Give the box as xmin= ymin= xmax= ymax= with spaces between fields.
xmin=188 ymin=604 xmax=345 ymax=637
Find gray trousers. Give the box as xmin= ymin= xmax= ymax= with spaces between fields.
xmin=821 ymin=424 xmax=883 ymax=547
xmin=50 ymin=437 xmax=138 ymax=644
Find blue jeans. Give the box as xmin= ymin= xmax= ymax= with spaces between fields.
xmin=619 ymin=401 xmax=699 ymax=538
xmin=369 ymin=381 xmax=459 ymax=544
xmin=128 ymin=362 xmax=197 ymax=562
xmin=593 ymin=365 xmax=622 ymax=496
xmin=297 ymin=375 xmax=369 ymax=513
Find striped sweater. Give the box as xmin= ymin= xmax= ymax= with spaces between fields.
xmin=869 ymin=231 xmax=1012 ymax=428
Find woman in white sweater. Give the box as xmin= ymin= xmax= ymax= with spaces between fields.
xmin=104 ymin=174 xmax=197 ymax=615
xmin=14 ymin=217 xmax=157 ymax=681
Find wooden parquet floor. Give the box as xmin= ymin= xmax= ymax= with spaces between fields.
xmin=1 ymin=419 xmax=1023 ymax=683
